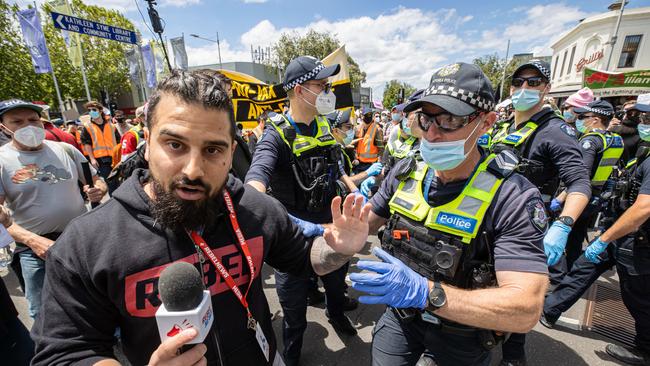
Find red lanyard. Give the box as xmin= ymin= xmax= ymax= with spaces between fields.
xmin=188 ymin=190 xmax=257 ymax=329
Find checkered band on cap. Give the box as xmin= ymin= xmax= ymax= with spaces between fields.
xmin=423 ymin=85 xmax=495 ymax=111
xmin=283 ymin=63 xmax=325 ymax=92
xmin=583 ymin=106 xmax=613 ymax=116
xmin=530 ymin=60 xmax=551 ymax=80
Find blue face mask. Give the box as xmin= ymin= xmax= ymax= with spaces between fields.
xmin=563 ymin=110 xmax=575 ymax=122
xmin=391 ymin=113 xmax=402 ymax=122
xmin=401 ymin=118 xmax=411 ymax=135
xmin=89 ymin=110 xmax=100 ymax=119
xmin=343 ymin=129 xmax=354 ymax=145
xmin=575 ymin=119 xmax=587 ymax=133
xmin=638 ymin=124 xmax=650 ymax=141
xmin=511 ymin=88 xmax=541 ymax=111
xmin=419 ymin=120 xmax=482 ymax=171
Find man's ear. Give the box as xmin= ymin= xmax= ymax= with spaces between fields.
xmin=144 ymin=127 xmax=150 ymax=162
xmin=481 ymin=111 xmax=497 ymax=134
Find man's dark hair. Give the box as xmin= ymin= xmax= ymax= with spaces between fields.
xmin=146 ymin=69 xmax=235 ymax=138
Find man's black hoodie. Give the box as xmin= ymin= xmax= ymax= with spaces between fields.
xmin=31 ymin=169 xmax=313 ymax=366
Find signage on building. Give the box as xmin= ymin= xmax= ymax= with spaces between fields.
xmin=576 ymin=49 xmax=604 ymax=72
xmin=583 ymin=68 xmax=650 ymax=96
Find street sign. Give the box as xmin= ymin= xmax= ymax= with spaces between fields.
xmin=50 ymin=11 xmax=136 ymax=45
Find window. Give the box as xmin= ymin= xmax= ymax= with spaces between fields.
xmin=560 ymin=50 xmax=568 ymax=77
xmin=552 ymin=55 xmax=559 ymax=80
xmin=618 ymin=35 xmax=643 ymax=68
xmin=567 ymin=45 xmax=576 ymax=75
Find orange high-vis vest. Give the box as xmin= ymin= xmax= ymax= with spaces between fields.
xmin=356 ymin=122 xmax=380 ymax=163
xmin=84 ymin=121 xmax=117 ymax=159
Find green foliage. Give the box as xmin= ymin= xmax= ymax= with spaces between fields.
xmin=271 ymin=30 xmax=367 ymax=87
xmin=382 ymin=80 xmax=416 ymax=110
xmin=0 ymin=0 xmax=136 ymax=109
xmin=472 ymin=53 xmax=519 ymax=101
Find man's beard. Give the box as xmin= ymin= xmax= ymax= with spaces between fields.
xmin=149 ymin=175 xmax=225 ymax=231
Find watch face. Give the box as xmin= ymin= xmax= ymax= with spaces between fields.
xmin=429 ymin=287 xmax=446 ymax=308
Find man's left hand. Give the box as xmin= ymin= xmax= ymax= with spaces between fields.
xmin=84 ymin=185 xmax=104 ymax=203
xmin=350 ymin=247 xmax=429 ymax=309
xmin=323 ymin=194 xmax=371 ymax=256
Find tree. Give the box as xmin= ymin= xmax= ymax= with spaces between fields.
xmin=382 ymin=80 xmax=416 ymax=110
xmin=473 ymin=53 xmax=519 ymax=102
xmin=271 ymin=30 xmax=367 ymax=87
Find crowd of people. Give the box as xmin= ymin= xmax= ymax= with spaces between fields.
xmin=0 ymin=54 xmax=649 ymax=366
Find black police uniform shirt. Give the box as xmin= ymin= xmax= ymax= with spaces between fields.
xmin=615 ymin=156 xmax=650 ymax=275
xmin=370 ymin=151 xmax=548 ymax=274
xmin=504 ymin=108 xmax=591 ymax=199
xmin=31 ymin=169 xmax=314 ymax=366
xmin=245 ymin=115 xmax=346 ymax=224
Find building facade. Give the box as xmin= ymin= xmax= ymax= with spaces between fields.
xmin=549 ymin=6 xmax=650 ymax=101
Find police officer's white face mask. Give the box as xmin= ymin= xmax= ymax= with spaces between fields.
xmin=301 ymin=86 xmax=336 ymax=115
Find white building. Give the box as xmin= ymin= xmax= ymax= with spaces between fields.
xmin=549 ymin=5 xmax=650 ymax=102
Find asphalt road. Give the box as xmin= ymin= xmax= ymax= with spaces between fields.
xmin=2 ymin=235 xmax=631 ymax=366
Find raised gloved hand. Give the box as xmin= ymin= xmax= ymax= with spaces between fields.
xmin=585 ymin=237 xmax=609 ymax=263
xmin=549 ymin=198 xmax=563 ymax=213
xmin=360 ymin=177 xmax=376 ymax=198
xmin=544 ymin=221 xmax=572 ymax=266
xmin=351 ymin=189 xmax=368 ymax=205
xmin=350 ymin=247 xmax=429 ymax=309
xmin=288 ymin=214 xmax=324 ymax=237
xmin=364 ymin=162 xmax=383 ymax=177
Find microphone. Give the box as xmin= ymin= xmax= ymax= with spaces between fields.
xmin=155 ymin=262 xmax=213 ymax=344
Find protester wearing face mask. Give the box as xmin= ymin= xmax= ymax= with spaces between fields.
xmin=0 ymin=99 xmax=106 ymax=321
xmin=561 ymin=87 xmax=594 ymax=126
xmin=486 ymin=60 xmax=592 ymax=365
xmin=245 ymin=56 xmax=360 ymax=365
xmin=611 ymin=100 xmax=645 ymax=163
xmin=80 ymin=101 xmax=121 ymax=182
xmin=354 ymin=110 xmax=384 ymax=174
xmin=352 ymin=63 xmax=548 ymax=366
xmin=383 ymin=105 xmax=402 ymax=143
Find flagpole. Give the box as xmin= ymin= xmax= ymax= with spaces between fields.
xmin=40 ymin=13 xmax=65 ymax=112
xmin=78 ymin=49 xmax=92 ymax=101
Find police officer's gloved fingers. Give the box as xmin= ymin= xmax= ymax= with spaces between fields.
xmin=350 ymin=189 xmax=368 ymax=205
xmin=362 ymin=247 xmax=429 ymax=309
xmin=549 ymin=198 xmax=563 ymax=213
xmin=543 ymin=221 xmax=572 ymax=266
xmin=360 ymin=177 xmax=376 ymax=197
xmin=288 ymin=213 xmax=324 ymax=237
xmin=365 ymin=162 xmax=383 ymax=177
xmin=585 ymin=237 xmax=609 ymax=264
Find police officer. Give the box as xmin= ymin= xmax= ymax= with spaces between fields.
xmin=541 ymin=100 xmax=625 ymax=327
xmin=245 ymin=56 xmax=358 ymax=366
xmin=359 ymin=94 xmax=422 ymax=198
xmin=581 ymin=102 xmax=650 ymax=365
xmin=487 ymin=60 xmax=592 ymax=365
xmin=351 ymin=63 xmax=549 ymax=366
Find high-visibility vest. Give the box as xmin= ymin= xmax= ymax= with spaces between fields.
xmin=580 ymin=130 xmax=624 ymax=187
xmin=356 ymin=122 xmax=380 ymax=163
xmin=84 ymin=121 xmax=117 ymax=159
xmin=489 ymin=121 xmax=540 ymax=151
xmin=388 ymin=151 xmax=515 ymax=243
xmin=387 ymin=127 xmax=417 ymax=159
xmin=269 ymin=114 xmax=337 ymax=156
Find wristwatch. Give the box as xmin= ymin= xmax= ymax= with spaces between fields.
xmin=556 ymin=216 xmax=574 ymax=228
xmin=427 ymin=281 xmax=447 ymax=311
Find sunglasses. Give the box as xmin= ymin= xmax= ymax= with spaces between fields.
xmin=304 ymin=82 xmax=332 ymax=94
xmin=512 ymin=76 xmax=545 ymax=88
xmin=88 ymin=108 xmax=98 ymax=112
xmin=416 ymin=111 xmax=481 ymax=133
xmin=577 ymin=114 xmax=597 ymax=120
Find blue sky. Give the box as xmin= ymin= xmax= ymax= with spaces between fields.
xmin=18 ymin=0 xmax=650 ymax=95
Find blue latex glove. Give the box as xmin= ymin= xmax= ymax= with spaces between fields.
xmin=585 ymin=237 xmax=609 ymax=263
xmin=549 ymin=198 xmax=563 ymax=213
xmin=351 ymin=189 xmax=368 ymax=205
xmin=543 ymin=221 xmax=572 ymax=266
xmin=360 ymin=177 xmax=376 ymax=198
xmin=288 ymin=214 xmax=324 ymax=237
xmin=364 ymin=162 xmax=383 ymax=177
xmin=350 ymin=247 xmax=429 ymax=309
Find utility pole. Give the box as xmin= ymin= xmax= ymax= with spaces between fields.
xmin=605 ymin=0 xmax=628 ymax=71
xmin=499 ymin=39 xmax=511 ymax=103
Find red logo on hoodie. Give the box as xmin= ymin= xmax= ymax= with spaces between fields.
xmin=124 ymin=236 xmax=264 ymax=317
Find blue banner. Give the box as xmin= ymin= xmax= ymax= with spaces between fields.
xmin=18 ymin=8 xmax=52 ymax=74
xmin=50 ymin=11 xmax=137 ymax=45
xmin=142 ymin=44 xmax=157 ymax=89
